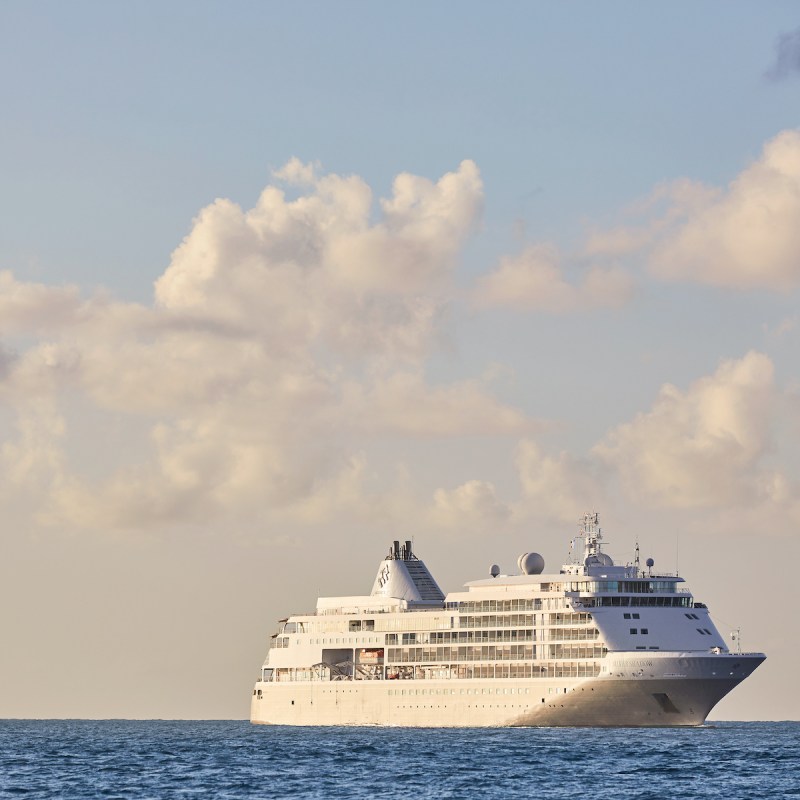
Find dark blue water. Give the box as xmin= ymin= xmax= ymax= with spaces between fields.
xmin=0 ymin=721 xmax=797 ymax=799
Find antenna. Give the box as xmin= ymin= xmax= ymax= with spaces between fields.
xmin=675 ymin=532 xmax=680 ymax=576
xmin=634 ymin=539 xmax=640 ymax=569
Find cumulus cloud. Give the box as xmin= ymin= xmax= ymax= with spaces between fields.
xmin=1 ymin=399 xmax=65 ymax=488
xmin=514 ymin=439 xmax=607 ymax=522
xmin=0 ymin=160 xmax=535 ymax=532
xmin=594 ymin=352 xmax=780 ymax=508
xmin=473 ymin=244 xmax=634 ymax=312
xmin=0 ymin=271 xmax=84 ymax=335
xmin=156 ymin=159 xmax=483 ymax=328
xmin=504 ymin=353 xmax=800 ymax=530
xmin=557 ymin=130 xmax=800 ymax=293
xmin=432 ymin=480 xmax=510 ymax=528
xmin=648 ymin=131 xmax=800 ymax=289
xmin=580 ymin=130 xmax=800 ymax=292
xmin=342 ymin=371 xmax=533 ymax=437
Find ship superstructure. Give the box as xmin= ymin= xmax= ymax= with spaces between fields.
xmin=250 ymin=514 xmax=764 ymax=726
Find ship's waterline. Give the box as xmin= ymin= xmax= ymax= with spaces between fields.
xmin=250 ymin=513 xmax=765 ymax=727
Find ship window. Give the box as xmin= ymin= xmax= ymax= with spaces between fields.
xmin=349 ymin=621 xmax=362 ymax=632
xmin=703 ymin=628 xmax=712 ymax=635
xmin=641 ymin=628 xmax=649 ymax=635
xmin=623 ymin=613 xmax=631 ymax=619
xmin=364 ymin=620 xmax=375 ymax=631
xmin=632 ymin=613 xmax=640 ymax=619
xmin=697 ymin=628 xmax=706 ymax=635
xmin=630 ymin=628 xmax=637 ymax=634
xmin=685 ymin=613 xmax=693 ymax=619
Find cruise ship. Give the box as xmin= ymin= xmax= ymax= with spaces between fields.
xmin=250 ymin=514 xmax=765 ymax=726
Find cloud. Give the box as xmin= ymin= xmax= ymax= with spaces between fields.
xmin=473 ymin=244 xmax=634 ymax=312
xmin=579 ymin=131 xmax=800 ymax=291
xmin=514 ymin=439 xmax=607 ymax=522
xmin=649 ymin=131 xmax=800 ymax=289
xmin=156 ymin=159 xmax=483 ymax=324
xmin=765 ymin=28 xmax=800 ymax=82
xmin=506 ymin=353 xmax=800 ymax=531
xmin=594 ymin=352 xmax=780 ymax=508
xmin=0 ymin=160 xmax=535 ymax=532
xmin=1 ymin=399 xmax=65 ymax=488
xmin=762 ymin=315 xmax=798 ymax=340
xmin=342 ymin=371 xmax=534 ymax=437
xmin=432 ymin=480 xmax=510 ymax=528
xmin=0 ymin=271 xmax=84 ymax=335
xmin=560 ymin=130 xmax=800 ymax=292
xmin=272 ymin=156 xmax=320 ymax=185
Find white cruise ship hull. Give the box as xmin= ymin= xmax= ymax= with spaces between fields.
xmin=250 ymin=652 xmax=764 ymax=728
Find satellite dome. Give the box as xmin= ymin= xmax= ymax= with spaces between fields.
xmin=596 ymin=553 xmax=614 ymax=566
xmin=517 ymin=552 xmax=545 ymax=575
xmin=646 ymin=557 xmax=655 ymax=568
xmin=490 ymin=564 xmax=500 ymax=578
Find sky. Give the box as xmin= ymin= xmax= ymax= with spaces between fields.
xmin=1 ymin=1 xmax=799 ymax=721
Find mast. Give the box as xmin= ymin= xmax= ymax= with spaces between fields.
xmin=581 ymin=511 xmax=602 ymax=561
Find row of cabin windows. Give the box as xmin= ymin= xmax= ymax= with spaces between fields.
xmin=395 ymin=628 xmax=599 ymax=645
xmin=403 ymin=630 xmax=535 ymax=645
xmin=456 ymin=612 xmax=594 ymax=629
xmin=274 ymin=636 xmax=383 ymax=648
xmin=581 ymin=596 xmax=691 ymax=607
xmin=388 ymin=686 xmax=583 ymax=697
xmin=389 ymin=662 xmax=602 ymax=679
xmin=263 ymin=662 xmax=604 ymax=682
xmin=629 ymin=628 xmax=650 ymax=635
xmin=274 ymin=629 xmax=600 ymax=648
xmin=582 ymin=580 xmax=678 ymax=594
xmin=388 ymin=645 xmax=535 ymax=662
xmin=450 ymin=599 xmax=542 ymax=612
xmin=386 ymin=644 xmax=606 ymax=663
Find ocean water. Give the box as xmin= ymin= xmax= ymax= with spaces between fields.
xmin=0 ymin=721 xmax=797 ymax=799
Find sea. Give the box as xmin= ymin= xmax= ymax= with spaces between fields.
xmin=0 ymin=721 xmax=797 ymax=799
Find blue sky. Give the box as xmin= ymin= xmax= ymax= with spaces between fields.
xmin=1 ymin=2 xmax=799 ymax=720
xmin=4 ymin=2 xmax=798 ymax=295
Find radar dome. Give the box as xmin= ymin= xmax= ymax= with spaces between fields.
xmin=596 ymin=553 xmax=614 ymax=566
xmin=490 ymin=564 xmax=500 ymax=578
xmin=646 ymin=557 xmax=655 ymax=568
xmin=517 ymin=552 xmax=545 ymax=575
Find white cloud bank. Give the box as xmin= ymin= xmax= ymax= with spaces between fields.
xmin=473 ymin=244 xmax=634 ymax=312
xmin=505 ymin=352 xmax=800 ymax=530
xmin=585 ymin=129 xmax=800 ymax=292
xmin=594 ymin=351 xmax=781 ymax=508
xmin=474 ymin=128 xmax=800 ymax=310
xmin=432 ymin=480 xmax=510 ymax=529
xmin=650 ymin=131 xmax=800 ymax=289
xmin=3 ymin=144 xmax=800 ymax=538
xmin=0 ymin=161 xmax=537 ymax=532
